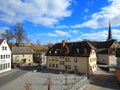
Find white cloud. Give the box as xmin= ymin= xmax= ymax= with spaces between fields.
xmin=36 ymin=30 xmax=69 ymax=37
xmin=76 ymin=29 xmax=120 ymax=41
xmin=72 ymin=0 xmax=120 ymax=28
xmin=0 ymin=27 xmax=10 ymax=38
xmin=81 ymin=30 xmax=108 ymax=41
xmin=56 ymin=25 xmax=69 ymax=29
xmin=70 ymin=30 xmax=79 ymax=35
xmin=0 ymin=27 xmax=9 ymax=34
xmin=47 ymin=33 xmax=58 ymax=37
xmin=55 ymin=30 xmax=69 ymax=37
xmin=0 ymin=0 xmax=72 ymax=26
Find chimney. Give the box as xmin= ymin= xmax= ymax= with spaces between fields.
xmin=62 ymin=40 xmax=65 ymax=47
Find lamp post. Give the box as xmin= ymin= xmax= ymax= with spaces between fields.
xmin=74 ymin=69 xmax=76 ymax=80
xmin=65 ymin=71 xmax=68 ymax=85
xmin=47 ymin=75 xmax=52 ymax=90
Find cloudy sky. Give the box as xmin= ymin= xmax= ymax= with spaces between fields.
xmin=0 ymin=0 xmax=120 ymax=44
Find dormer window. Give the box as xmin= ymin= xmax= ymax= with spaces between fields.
xmin=49 ymin=51 xmax=51 ymax=54
xmin=55 ymin=51 xmax=57 ymax=54
xmin=77 ymin=48 xmax=79 ymax=53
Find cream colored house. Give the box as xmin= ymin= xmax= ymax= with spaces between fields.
xmin=90 ymin=40 xmax=120 ymax=65
xmin=12 ymin=47 xmax=34 ymax=66
xmin=0 ymin=39 xmax=11 ymax=74
xmin=46 ymin=40 xmax=97 ymax=76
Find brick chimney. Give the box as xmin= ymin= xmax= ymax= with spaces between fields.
xmin=62 ymin=40 xmax=66 ymax=47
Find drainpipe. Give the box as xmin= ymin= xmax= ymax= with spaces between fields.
xmin=87 ymin=58 xmax=89 ymax=79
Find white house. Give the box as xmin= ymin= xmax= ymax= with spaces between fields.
xmin=0 ymin=39 xmax=11 ymax=74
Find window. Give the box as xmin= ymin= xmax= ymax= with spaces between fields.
xmin=74 ymin=66 xmax=77 ymax=69
xmin=4 ymin=55 xmax=5 ymax=59
xmin=6 ymin=55 xmax=7 ymax=58
xmin=74 ymin=58 xmax=77 ymax=62
xmin=60 ymin=61 xmax=64 ymax=65
xmin=52 ymin=58 xmax=54 ymax=61
xmin=3 ymin=64 xmax=5 ymax=69
xmin=65 ymin=58 xmax=67 ymax=62
xmin=6 ymin=63 xmax=7 ymax=69
xmin=49 ymin=51 xmax=51 ymax=54
xmin=8 ymin=63 xmax=10 ymax=68
xmin=1 ymin=55 xmax=2 ymax=59
xmin=56 ymin=64 xmax=58 ymax=68
xmin=5 ymin=47 xmax=7 ymax=50
xmin=52 ymin=64 xmax=55 ymax=68
xmin=49 ymin=64 xmax=51 ymax=67
xmin=1 ymin=64 xmax=2 ymax=70
xmin=2 ymin=46 xmax=4 ymax=50
xmin=55 ymin=51 xmax=57 ymax=54
xmin=77 ymin=48 xmax=79 ymax=53
xmin=65 ymin=65 xmax=71 ymax=70
xmin=90 ymin=59 xmax=92 ymax=62
xmin=68 ymin=58 xmax=71 ymax=62
xmin=68 ymin=65 xmax=71 ymax=69
xmin=49 ymin=57 xmax=51 ymax=61
xmin=8 ymin=55 xmax=10 ymax=58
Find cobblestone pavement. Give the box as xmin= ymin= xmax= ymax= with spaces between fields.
xmin=84 ymin=67 xmax=120 ymax=90
xmin=0 ymin=68 xmax=87 ymax=90
xmin=1 ymin=66 xmax=119 ymax=90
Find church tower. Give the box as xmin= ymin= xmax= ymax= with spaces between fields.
xmin=107 ymin=21 xmax=112 ymax=41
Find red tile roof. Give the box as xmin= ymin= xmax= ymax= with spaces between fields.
xmin=89 ymin=40 xmax=116 ymax=54
xmin=0 ymin=39 xmax=4 ymax=45
xmin=46 ymin=41 xmax=95 ymax=57
xmin=89 ymin=40 xmax=116 ymax=49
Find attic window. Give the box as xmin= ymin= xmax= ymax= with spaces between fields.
xmin=83 ymin=48 xmax=87 ymax=54
xmin=77 ymin=48 xmax=79 ymax=53
xmin=55 ymin=51 xmax=57 ymax=54
xmin=49 ymin=51 xmax=51 ymax=54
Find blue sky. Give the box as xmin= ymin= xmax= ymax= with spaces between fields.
xmin=0 ymin=0 xmax=120 ymax=45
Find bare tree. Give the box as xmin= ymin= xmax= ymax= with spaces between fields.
xmin=36 ymin=40 xmax=41 ymax=45
xmin=13 ymin=22 xmax=27 ymax=44
xmin=1 ymin=29 xmax=13 ymax=43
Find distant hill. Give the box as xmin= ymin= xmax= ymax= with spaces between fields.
xmin=8 ymin=43 xmax=48 ymax=52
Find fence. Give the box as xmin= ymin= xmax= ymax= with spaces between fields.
xmin=63 ymin=76 xmax=89 ymax=90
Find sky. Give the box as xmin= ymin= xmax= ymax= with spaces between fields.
xmin=0 ymin=0 xmax=120 ymax=45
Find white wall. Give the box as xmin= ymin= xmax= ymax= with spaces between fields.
xmin=0 ymin=40 xmax=11 ymax=74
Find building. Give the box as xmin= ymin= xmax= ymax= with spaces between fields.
xmin=40 ymin=52 xmax=46 ymax=65
xmin=89 ymin=40 xmax=119 ymax=65
xmin=33 ymin=52 xmax=46 ymax=65
xmin=116 ymin=48 xmax=120 ymax=83
xmin=89 ymin=22 xmax=120 ymax=65
xmin=46 ymin=40 xmax=97 ymax=76
xmin=12 ymin=47 xmax=34 ymax=66
xmin=0 ymin=39 xmax=11 ymax=74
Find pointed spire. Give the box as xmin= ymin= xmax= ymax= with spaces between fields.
xmin=107 ymin=21 xmax=112 ymax=41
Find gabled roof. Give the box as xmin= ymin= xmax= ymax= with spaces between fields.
xmin=46 ymin=41 xmax=95 ymax=57
xmin=89 ymin=40 xmax=116 ymax=49
xmin=12 ymin=47 xmax=34 ymax=54
xmin=0 ymin=39 xmax=4 ymax=45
